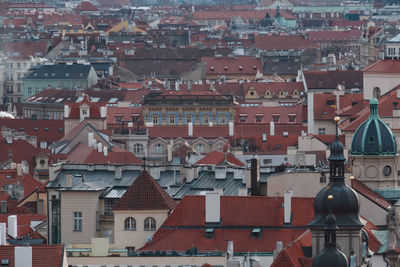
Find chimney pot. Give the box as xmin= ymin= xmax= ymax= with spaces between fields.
xmin=205 ymin=192 xmax=220 ymax=223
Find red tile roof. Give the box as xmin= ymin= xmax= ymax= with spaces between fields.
xmin=304 ymin=70 xmax=363 ymax=89
xmin=0 ymin=118 xmax=64 ymax=144
xmin=196 ymin=151 xmax=244 ymax=166
xmin=140 ymin=196 xmax=315 ymax=253
xmin=67 ymin=94 xmax=103 ymax=119
xmin=74 ymin=1 xmax=99 ymax=12
xmin=0 ymin=214 xmax=46 ymax=239
xmin=0 ymin=139 xmax=41 ymax=173
xmin=254 ymin=34 xmax=313 ymax=51
xmin=3 ymin=41 xmax=48 ymax=60
xmin=351 ymin=179 xmax=391 ymax=210
xmin=0 ymin=244 xmax=63 ymax=267
xmin=113 ymin=170 xmax=177 ymax=211
xmin=202 ymin=56 xmax=262 ymax=75
xmin=313 ymin=93 xmax=363 ymax=120
xmin=340 ymin=89 xmax=397 ymax=131
xmin=271 ymin=230 xmax=312 ymax=267
xmin=236 ymin=104 xmax=304 ymax=124
xmin=307 ymin=29 xmax=362 ymax=42
xmin=362 ymin=59 xmax=400 ymax=73
xmin=243 ymin=82 xmax=305 ymax=98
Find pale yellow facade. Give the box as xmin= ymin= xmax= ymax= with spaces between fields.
xmin=114 ymin=209 xmax=169 ymax=250
xmin=60 ymin=191 xmax=102 ymax=245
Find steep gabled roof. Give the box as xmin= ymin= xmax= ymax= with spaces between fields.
xmin=113 ymin=170 xmax=177 ymax=211
xmin=196 ymin=151 xmax=244 ymax=167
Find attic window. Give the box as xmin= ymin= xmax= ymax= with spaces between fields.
xmin=224 ymin=66 xmax=228 ymax=70
xmin=1 ymin=259 xmax=9 ymax=265
xmin=34 ymin=127 xmax=39 ymax=131
xmin=253 ymin=65 xmax=257 ymax=70
xmin=210 ymin=66 xmax=214 ymax=70
xmin=45 ymin=128 xmax=49 ymax=131
xmin=238 ymin=65 xmax=243 ymax=70
xmin=251 ymin=228 xmax=262 ymax=238
xmin=327 ymin=99 xmax=335 ymax=105
xmin=205 ymin=228 xmax=214 ymax=238
xmin=65 ymin=73 xmax=70 ymax=77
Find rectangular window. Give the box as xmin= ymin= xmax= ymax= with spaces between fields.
xmin=152 ymin=115 xmax=158 ymax=124
xmin=169 ymin=115 xmax=175 ymax=124
xmin=54 ymin=112 xmax=58 ymax=120
xmin=73 ymin=212 xmax=82 ymax=231
xmin=288 ymin=115 xmax=295 ymax=123
xmin=28 ymin=87 xmax=32 ymax=95
xmin=273 ymin=115 xmax=280 ymax=122
xmin=104 ymin=199 xmax=116 ymax=216
xmin=256 ymin=115 xmax=262 ymax=122
xmin=239 ymin=116 xmax=247 ymax=122
xmin=115 ymin=116 xmax=122 ymax=122
xmin=17 ymin=84 xmax=21 ymax=93
xmin=318 ymin=128 xmax=326 ymax=135
xmin=17 ymin=73 xmax=21 ymax=80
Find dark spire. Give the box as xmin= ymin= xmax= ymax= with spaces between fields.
xmin=328 ymin=116 xmax=345 ymax=179
xmin=142 ymin=156 xmax=146 ymax=171
xmin=312 ymin=195 xmax=348 ymax=267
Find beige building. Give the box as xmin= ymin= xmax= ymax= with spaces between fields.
xmin=113 ymin=170 xmax=177 ymax=252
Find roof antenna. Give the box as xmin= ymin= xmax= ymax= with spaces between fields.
xmin=142 ymin=156 xmax=146 ymax=171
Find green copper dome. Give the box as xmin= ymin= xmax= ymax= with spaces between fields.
xmin=351 ymin=98 xmax=397 ymax=156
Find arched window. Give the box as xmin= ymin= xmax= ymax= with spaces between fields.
xmin=144 ymin=217 xmax=156 ymax=231
xmin=124 ymin=217 xmax=136 ymax=231
xmin=196 ymin=143 xmax=205 ymax=153
xmin=154 ymin=143 xmax=164 ymax=154
xmin=133 ymin=143 xmax=144 ymax=153
xmin=373 ymin=87 xmax=381 ymax=99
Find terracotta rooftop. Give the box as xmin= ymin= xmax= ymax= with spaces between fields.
xmin=0 ymin=244 xmax=63 ymax=267
xmin=351 ymin=179 xmax=391 ymax=211
xmin=363 ymin=59 xmax=400 ymax=73
xmin=113 ymin=170 xmax=177 ymax=211
xmin=196 ymin=151 xmax=244 ymax=167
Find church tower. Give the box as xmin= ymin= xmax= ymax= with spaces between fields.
xmin=308 ymin=117 xmax=363 ymax=266
xmin=351 ymin=98 xmax=398 ymax=189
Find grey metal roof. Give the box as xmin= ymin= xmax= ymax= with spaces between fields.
xmin=24 ymin=64 xmax=93 ymax=80
xmin=171 ymin=171 xmax=245 ymax=199
xmin=48 ymin=170 xmax=141 ymax=191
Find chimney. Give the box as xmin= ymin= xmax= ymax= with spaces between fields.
xmin=5 ymin=134 xmax=13 ymax=144
xmin=270 ymin=121 xmax=275 ymax=136
xmin=100 ymin=106 xmax=107 ymax=118
xmin=97 ymin=142 xmax=102 ymax=153
xmin=8 ymin=215 xmax=17 ymax=239
xmin=66 ymin=173 xmax=72 ymax=188
xmin=0 ymin=223 xmax=6 ymax=245
xmin=284 ymin=190 xmax=293 ymax=224
xmin=227 ymin=240 xmax=234 ymax=259
xmin=64 ymin=105 xmax=69 ymax=118
xmin=250 ymin=158 xmax=260 ymax=196
xmin=238 ymin=188 xmax=247 ymax=196
xmin=188 ymin=122 xmax=193 ymax=137
xmin=229 ymin=121 xmax=234 ymax=137
xmin=205 ymin=191 xmax=220 ymax=223
xmin=0 ymin=201 xmax=7 ymax=214
xmin=16 ymin=164 xmax=22 ymax=176
xmin=88 ymin=132 xmax=94 ymax=147
xmin=273 ymin=241 xmax=283 ymax=259
xmin=103 ymin=146 xmax=108 ymax=157
xmin=115 ymin=166 xmax=122 ymax=179
xmin=15 ymin=246 xmax=32 ymax=267
xmin=150 ymin=166 xmax=161 ymax=180
xmin=187 ymin=81 xmax=191 ymax=92
xmin=215 ymin=166 xmax=227 ymax=179
xmin=37 ymin=199 xmax=44 ymax=215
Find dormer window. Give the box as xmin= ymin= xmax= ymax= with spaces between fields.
xmin=224 ymin=66 xmax=228 ymax=70
xmin=251 ymin=228 xmax=262 ymax=238
xmin=272 ymin=114 xmax=280 ymax=122
xmin=238 ymin=65 xmax=243 ymax=70
xmin=210 ymin=66 xmax=214 ymax=71
xmin=288 ymin=114 xmax=296 ymax=123
xmin=205 ymin=228 xmax=214 ymax=238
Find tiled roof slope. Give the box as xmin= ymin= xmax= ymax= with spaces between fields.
xmin=271 ymin=230 xmax=312 ymax=267
xmin=196 ymin=151 xmax=244 ymax=167
xmin=363 ymin=59 xmax=400 ymax=73
xmin=351 ymin=179 xmax=391 ymax=210
xmin=162 ymin=196 xmax=314 ymax=227
xmin=304 ymin=70 xmax=363 ymax=89
xmin=3 ymin=41 xmax=48 ymax=60
xmin=0 ymin=244 xmax=63 ymax=267
xmin=113 ymin=170 xmax=177 ymax=211
xmin=67 ymin=94 xmax=102 ymax=119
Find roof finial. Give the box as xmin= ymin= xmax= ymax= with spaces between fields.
xmin=334 ymin=116 xmax=340 ymax=138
